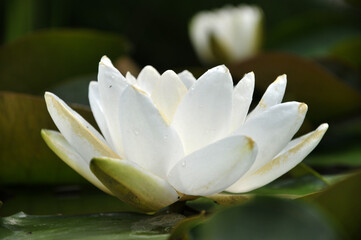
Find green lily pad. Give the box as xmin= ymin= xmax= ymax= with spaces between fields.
xmin=172 ymin=197 xmax=341 ymax=240
xmin=250 ymin=174 xmax=345 ymax=196
xmin=304 ymin=170 xmax=361 ymax=238
xmin=0 ymin=29 xmax=130 ymax=95
xmin=0 ymin=186 xmax=140 ymax=217
xmin=185 ymin=172 xmax=347 ymax=214
xmin=0 ymin=211 xmax=184 ymax=240
xmin=306 ymin=146 xmax=361 ymax=167
xmin=0 ymin=91 xmax=96 ymax=185
xmin=230 ymin=53 xmax=361 ymax=122
xmin=50 ymin=74 xmax=96 ymax=106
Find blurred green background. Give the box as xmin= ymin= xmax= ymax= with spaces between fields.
xmin=0 ymin=0 xmax=360 ymax=239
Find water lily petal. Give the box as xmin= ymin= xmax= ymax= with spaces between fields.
xmin=125 ymin=72 xmax=137 ymax=85
xmin=119 ymin=86 xmax=184 ymax=179
xmin=234 ymin=102 xmax=307 ymax=174
xmin=98 ymin=56 xmax=129 ymax=156
xmin=137 ymin=65 xmax=160 ymax=94
xmin=152 ymin=70 xmax=188 ymax=123
xmin=227 ymin=124 xmax=328 ymax=193
xmin=88 ymin=81 xmax=115 ymax=151
xmin=90 ymin=157 xmax=179 ymax=212
xmin=247 ymin=74 xmax=286 ymax=120
xmin=167 ymin=135 xmax=257 ymax=196
xmin=189 ymin=13 xmax=215 ymax=63
xmin=172 ymin=65 xmax=233 ymax=154
xmin=178 ymin=70 xmax=196 ymax=89
xmin=231 ymin=72 xmax=255 ymax=131
xmin=41 ymin=129 xmax=112 ymax=195
xmin=45 ymin=92 xmax=118 ymax=163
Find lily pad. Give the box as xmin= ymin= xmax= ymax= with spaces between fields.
xmin=0 ymin=91 xmax=96 ymax=185
xmin=0 ymin=186 xmax=140 ymax=217
xmin=0 ymin=211 xmax=184 ymax=240
xmin=250 ymin=174 xmax=344 ymax=196
xmin=304 ymin=170 xmax=361 ymax=238
xmin=172 ymin=197 xmax=341 ymax=240
xmin=229 ymin=53 xmax=361 ymax=122
xmin=0 ymin=29 xmax=130 ymax=95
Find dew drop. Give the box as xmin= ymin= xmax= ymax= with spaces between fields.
xmin=189 ymin=87 xmax=195 ymax=95
xmin=181 ymin=161 xmax=186 ymax=167
xmin=133 ymin=129 xmax=140 ymax=135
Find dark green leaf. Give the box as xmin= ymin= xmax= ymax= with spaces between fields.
xmin=169 ymin=212 xmax=206 ymax=240
xmin=306 ymin=146 xmax=361 ymax=167
xmin=0 ymin=186 xmax=140 ymax=217
xmin=0 ymin=91 xmax=96 ymax=185
xmin=250 ymin=174 xmax=345 ymax=196
xmin=0 ymin=211 xmax=184 ymax=240
xmin=50 ymin=74 xmax=95 ymax=106
xmin=0 ymin=29 xmax=130 ymax=95
xmin=188 ymin=197 xmax=341 ymax=240
xmin=304 ymin=170 xmax=361 ymax=238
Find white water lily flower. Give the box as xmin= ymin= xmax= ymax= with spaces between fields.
xmin=42 ymin=56 xmax=328 ymax=212
xmin=190 ymin=5 xmax=263 ymax=64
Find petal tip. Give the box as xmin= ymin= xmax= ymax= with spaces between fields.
xmin=217 ymin=64 xmax=229 ymax=73
xmin=44 ymin=92 xmax=56 ymax=104
xmin=247 ymin=71 xmax=255 ymax=77
xmin=298 ymin=103 xmax=308 ymax=114
xmin=276 ymin=74 xmax=287 ymax=84
xmin=318 ymin=123 xmax=329 ymax=132
xmin=162 ymin=69 xmax=177 ymax=78
xmin=99 ymin=56 xmax=113 ymax=67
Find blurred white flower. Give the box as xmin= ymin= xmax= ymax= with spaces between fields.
xmin=189 ymin=5 xmax=263 ymax=64
xmin=42 ymin=56 xmax=328 ymax=212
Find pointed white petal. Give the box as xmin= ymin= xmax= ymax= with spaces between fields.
xmin=152 ymin=70 xmax=188 ymax=123
xmin=97 ymin=56 xmax=129 ymax=156
xmin=231 ymin=72 xmax=255 ymax=131
xmin=137 ymin=65 xmax=160 ymax=94
xmin=45 ymin=92 xmax=118 ymax=163
xmin=172 ymin=65 xmax=233 ymax=154
xmin=227 ymin=124 xmax=328 ymax=193
xmin=90 ymin=157 xmax=179 ymax=212
xmin=247 ymin=74 xmax=287 ymax=120
xmin=41 ymin=130 xmax=112 ymax=195
xmin=88 ymin=81 xmax=115 ymax=151
xmin=167 ymin=135 xmax=257 ymax=196
xmin=178 ymin=70 xmax=196 ymax=89
xmin=125 ymin=72 xmax=137 ymax=85
xmin=234 ymin=102 xmax=307 ymax=174
xmin=118 ymin=86 xmax=184 ymax=179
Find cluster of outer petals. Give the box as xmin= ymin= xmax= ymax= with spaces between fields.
xmin=43 ymin=56 xmax=328 ymax=209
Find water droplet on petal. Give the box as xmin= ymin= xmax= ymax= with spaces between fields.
xmin=133 ymin=129 xmax=140 ymax=135
xmin=189 ymin=87 xmax=195 ymax=95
